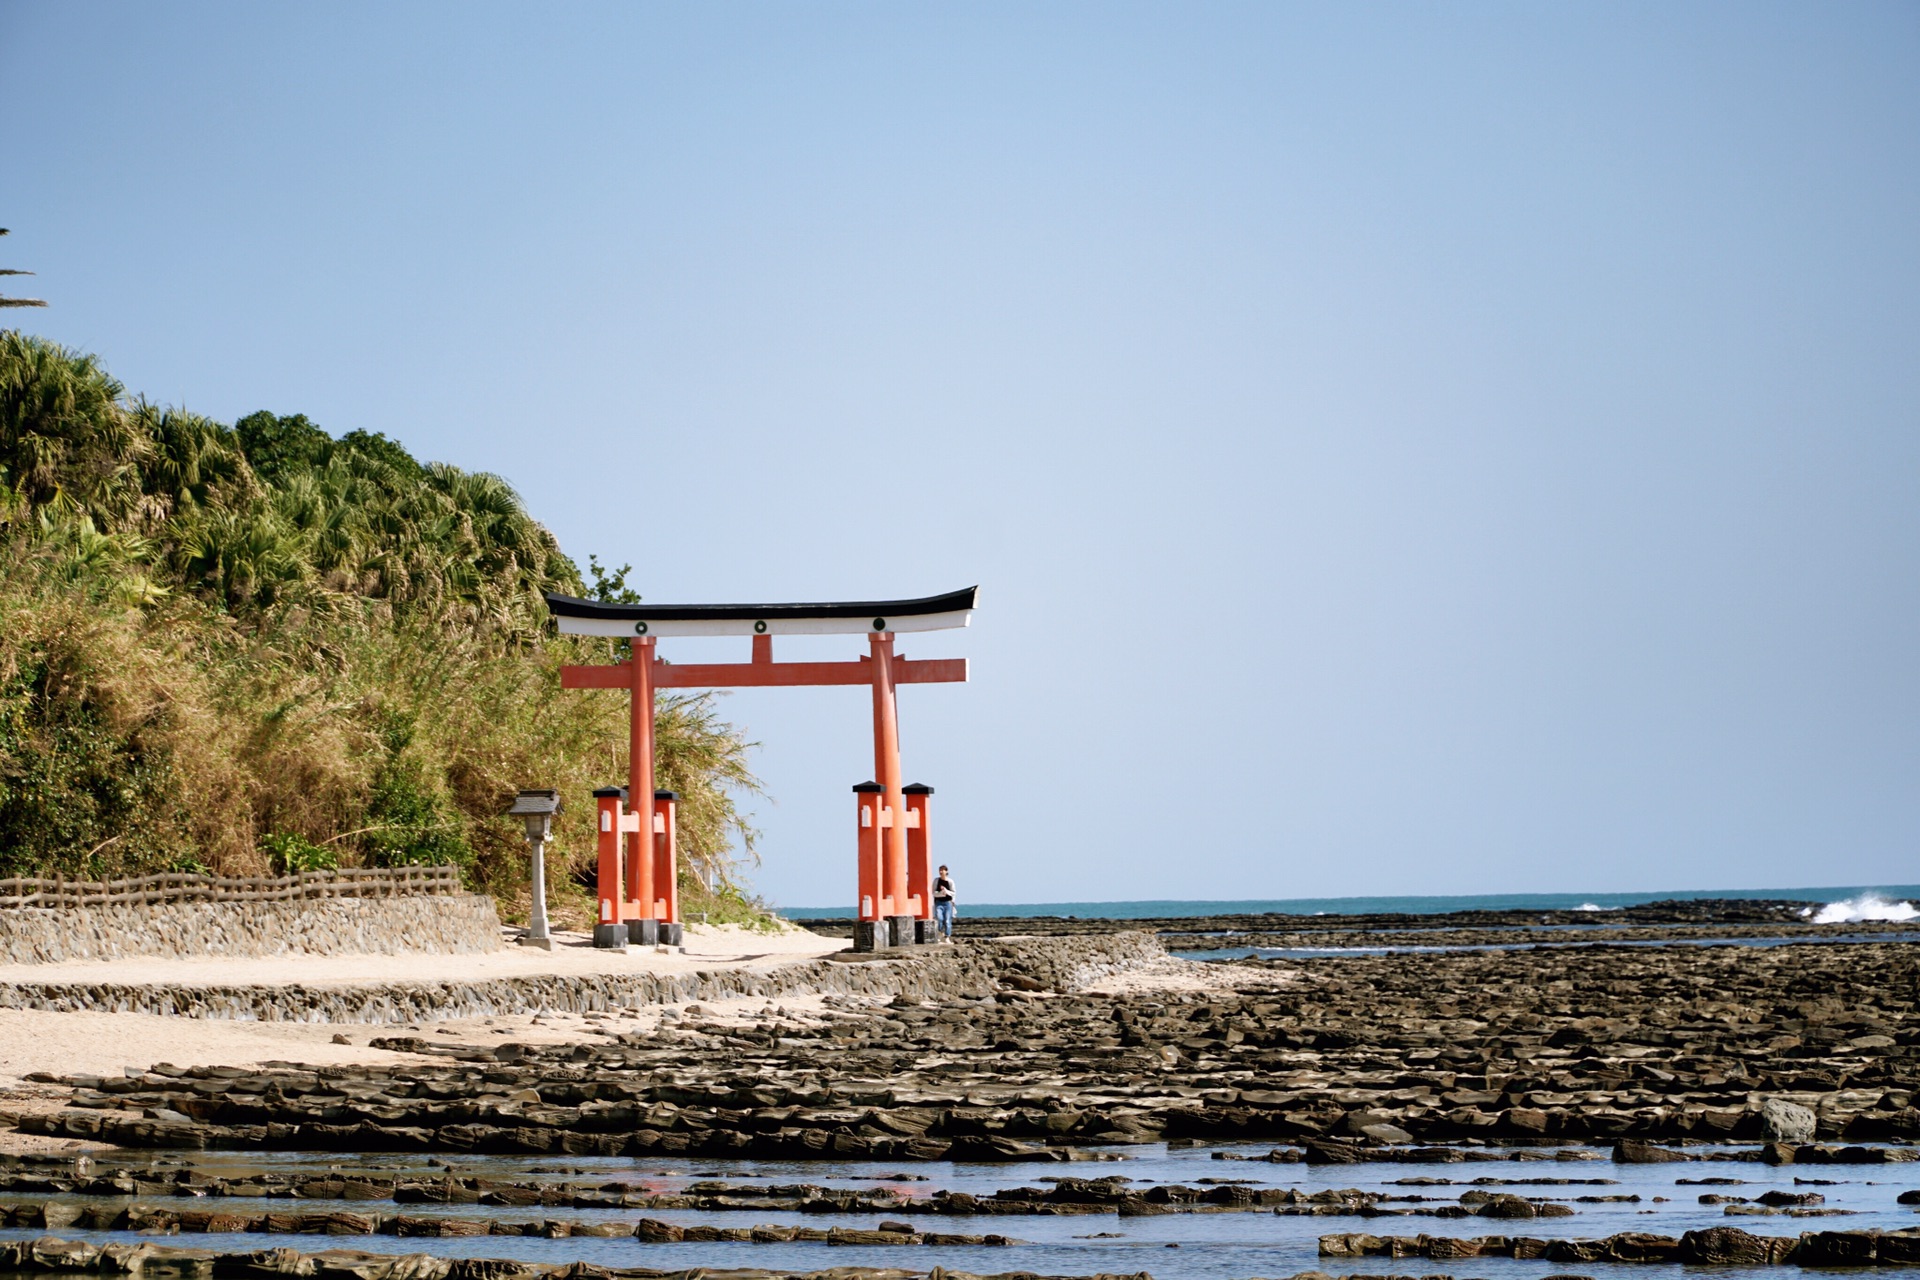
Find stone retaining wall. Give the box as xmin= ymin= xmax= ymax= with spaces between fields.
xmin=0 ymin=894 xmax=503 ymax=966
xmin=0 ymin=930 xmax=1163 ymax=1024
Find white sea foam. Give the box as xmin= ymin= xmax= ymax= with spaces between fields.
xmin=1806 ymin=893 xmax=1919 ymax=924
xmin=1574 ymin=903 xmax=1604 ymax=912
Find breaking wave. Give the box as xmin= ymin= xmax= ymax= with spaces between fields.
xmin=1801 ymin=893 xmax=1919 ymax=924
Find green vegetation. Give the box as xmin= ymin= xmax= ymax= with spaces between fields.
xmin=0 ymin=330 xmax=765 ymax=925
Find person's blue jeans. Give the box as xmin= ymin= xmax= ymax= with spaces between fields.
xmin=935 ymin=900 xmax=956 ymax=938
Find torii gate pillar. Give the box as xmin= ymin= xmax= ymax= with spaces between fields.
xmin=624 ymin=635 xmax=670 ymax=944
xmin=869 ymin=634 xmax=917 ymax=944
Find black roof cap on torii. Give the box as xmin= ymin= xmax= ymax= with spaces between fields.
xmin=543 ymin=586 xmax=977 ymax=638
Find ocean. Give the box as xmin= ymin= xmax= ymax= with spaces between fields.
xmin=776 ymin=883 xmax=1920 ymax=919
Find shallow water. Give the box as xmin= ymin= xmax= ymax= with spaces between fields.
xmin=1180 ymin=932 xmax=1920 ymax=961
xmin=779 ymin=886 xmax=1920 ymax=920
xmin=5 ymin=1144 xmax=1918 ymax=1279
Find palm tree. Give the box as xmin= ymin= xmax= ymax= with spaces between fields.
xmin=0 ymin=231 xmax=48 ymax=309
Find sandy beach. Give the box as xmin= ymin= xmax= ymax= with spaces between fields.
xmin=0 ymin=923 xmax=847 ymax=1132
xmin=0 ymin=922 xmax=845 ymax=991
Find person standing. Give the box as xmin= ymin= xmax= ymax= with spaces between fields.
xmin=933 ymin=864 xmax=957 ymax=941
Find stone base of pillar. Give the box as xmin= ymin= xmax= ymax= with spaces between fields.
xmin=914 ymin=918 xmax=939 ymax=945
xmin=518 ymin=932 xmax=553 ymax=951
xmin=660 ymin=922 xmax=684 ymax=947
xmin=591 ymin=923 xmax=629 ymax=950
xmin=626 ymin=918 xmax=659 ymax=947
xmin=887 ymin=915 xmax=917 ymax=948
xmin=852 ymin=920 xmax=886 ymax=952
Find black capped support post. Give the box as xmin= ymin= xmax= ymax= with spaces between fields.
xmin=591 ymin=787 xmax=632 ymax=949
xmin=904 ymin=783 xmax=936 ymax=943
xmin=644 ymin=789 xmax=683 ymax=947
xmin=850 ymin=782 xmax=888 ymax=953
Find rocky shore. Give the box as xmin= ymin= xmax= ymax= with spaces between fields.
xmin=2 ymin=1237 xmax=1147 ymax=1280
xmin=6 ymin=931 xmax=1917 ymax=1162
xmin=1318 ymin=1224 xmax=1920 ymax=1265
xmin=13 ymin=1229 xmax=1920 ymax=1278
xmin=1 ymin=908 xmax=1916 ymax=1279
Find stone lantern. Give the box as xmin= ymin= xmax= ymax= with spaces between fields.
xmin=508 ymin=790 xmax=561 ymax=950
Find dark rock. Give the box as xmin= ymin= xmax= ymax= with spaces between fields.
xmin=1679 ymin=1226 xmax=1783 ymax=1265
xmin=1612 ymin=1140 xmax=1689 ymax=1164
xmin=1797 ymin=1230 xmax=1877 ymax=1267
xmin=1304 ymin=1140 xmax=1366 ymax=1164
xmin=1760 ymin=1098 xmax=1818 ymax=1143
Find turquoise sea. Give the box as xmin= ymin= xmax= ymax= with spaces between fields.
xmin=776 ymin=883 xmax=1920 ymax=919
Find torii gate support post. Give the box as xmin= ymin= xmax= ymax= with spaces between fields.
xmin=869 ymin=633 xmax=917 ymax=947
xmin=592 ymin=787 xmax=631 ymax=950
xmin=904 ymin=784 xmax=933 ymax=943
xmin=652 ymin=790 xmax=680 ymax=944
xmin=626 ymin=637 xmax=660 ymax=946
xmin=853 ymin=782 xmax=885 ymax=950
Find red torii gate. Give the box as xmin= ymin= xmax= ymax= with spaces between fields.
xmin=546 ymin=587 xmax=976 ymax=951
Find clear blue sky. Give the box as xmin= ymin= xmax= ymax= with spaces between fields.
xmin=4 ymin=3 xmax=1916 ymax=906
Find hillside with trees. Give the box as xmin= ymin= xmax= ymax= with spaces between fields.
xmin=0 ymin=330 xmax=763 ymax=924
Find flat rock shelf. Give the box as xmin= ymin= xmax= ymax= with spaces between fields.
xmin=12 ymin=937 xmax=1920 ymax=1156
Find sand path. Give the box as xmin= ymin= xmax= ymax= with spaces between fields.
xmin=0 ymin=922 xmax=844 ymax=989
xmin=0 ymin=923 xmax=849 ymax=1145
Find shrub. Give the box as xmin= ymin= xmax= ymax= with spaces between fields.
xmin=262 ymin=832 xmax=336 ymax=875
xmin=0 ymin=331 xmax=769 ymax=919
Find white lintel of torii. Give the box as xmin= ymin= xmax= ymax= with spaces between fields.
xmin=859 ymin=806 xmax=921 ymax=830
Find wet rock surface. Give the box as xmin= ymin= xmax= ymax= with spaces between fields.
xmin=0 ymin=1160 xmax=1611 ymax=1221
xmin=1317 ymin=1225 xmax=1920 ymax=1265
xmin=2 ymin=1235 xmax=1136 ymax=1279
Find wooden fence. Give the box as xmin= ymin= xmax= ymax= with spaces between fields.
xmin=0 ymin=865 xmax=462 ymax=909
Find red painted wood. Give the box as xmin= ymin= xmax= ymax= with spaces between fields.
xmin=856 ymin=792 xmax=882 ymax=921
xmin=871 ymin=635 xmax=908 ymax=921
xmin=905 ymin=790 xmax=931 ymax=921
xmin=560 ymin=657 xmax=966 ymax=690
xmin=629 ymin=641 xmax=657 ymax=923
xmin=653 ymin=793 xmax=677 ymax=926
xmin=595 ymin=792 xmax=625 ymax=927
